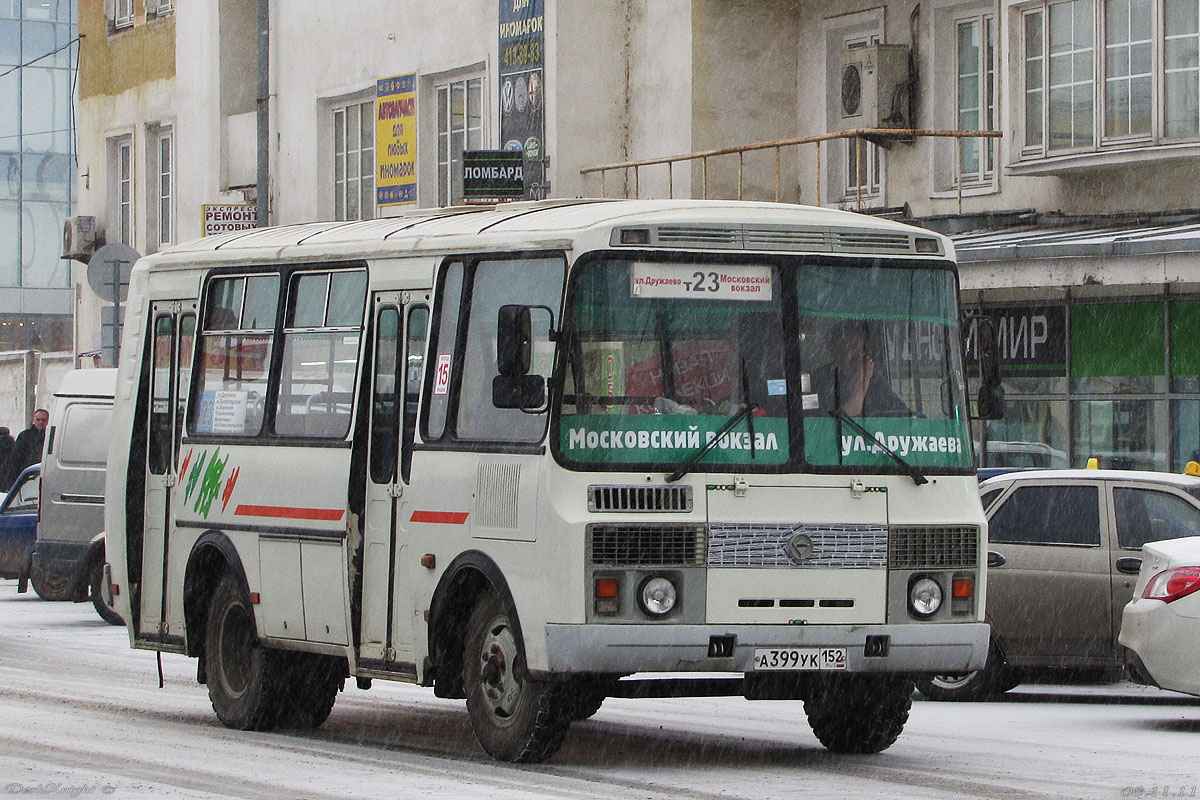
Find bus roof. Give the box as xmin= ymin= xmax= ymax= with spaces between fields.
xmin=145 ymin=198 xmax=953 ymax=268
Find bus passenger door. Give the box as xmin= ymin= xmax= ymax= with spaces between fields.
xmin=358 ymin=294 xmax=427 ymax=672
xmin=138 ymin=302 xmax=195 ymax=641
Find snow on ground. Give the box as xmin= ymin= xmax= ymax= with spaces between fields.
xmin=1 ymin=581 xmax=1198 ymax=799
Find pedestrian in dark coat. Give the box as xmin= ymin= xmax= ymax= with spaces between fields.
xmin=10 ymin=408 xmax=49 ymax=480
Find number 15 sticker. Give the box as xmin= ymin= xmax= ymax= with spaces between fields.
xmin=434 ymin=353 xmax=452 ymax=395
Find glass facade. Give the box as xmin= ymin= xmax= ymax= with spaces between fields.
xmin=0 ymin=1 xmax=76 ymax=352
xmin=971 ymin=298 xmax=1200 ymax=472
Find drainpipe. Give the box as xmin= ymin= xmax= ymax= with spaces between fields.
xmin=255 ymin=0 xmax=269 ymax=227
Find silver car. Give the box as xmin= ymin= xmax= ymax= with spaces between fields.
xmin=918 ymin=468 xmax=1200 ymax=700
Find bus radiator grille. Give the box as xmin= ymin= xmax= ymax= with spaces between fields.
xmin=707 ymin=523 xmax=887 ymax=568
xmin=587 ymin=523 xmax=707 ymax=566
xmin=888 ymin=525 xmax=979 ymax=570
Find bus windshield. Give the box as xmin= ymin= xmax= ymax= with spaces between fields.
xmin=557 ymin=257 xmax=971 ymax=472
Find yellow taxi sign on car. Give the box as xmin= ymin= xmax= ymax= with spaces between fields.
xmin=1185 ymin=461 xmax=1200 ymax=477
xmin=1086 ymin=457 xmax=1100 ymax=469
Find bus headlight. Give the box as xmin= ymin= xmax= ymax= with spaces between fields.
xmin=638 ymin=576 xmax=678 ymax=617
xmin=908 ymin=576 xmax=943 ymax=618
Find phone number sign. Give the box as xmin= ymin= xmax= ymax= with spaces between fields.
xmin=630 ymin=262 xmax=773 ymax=301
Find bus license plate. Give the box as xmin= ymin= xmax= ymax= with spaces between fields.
xmin=752 ymin=647 xmax=847 ymax=671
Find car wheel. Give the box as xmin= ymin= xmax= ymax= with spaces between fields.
xmin=804 ymin=675 xmax=913 ymax=754
xmin=89 ymin=559 xmax=124 ymax=626
xmin=29 ymin=564 xmax=72 ymax=601
xmin=205 ymin=573 xmax=283 ymax=731
xmin=915 ymin=641 xmax=1014 ymax=701
xmin=462 ymin=590 xmax=572 ymax=762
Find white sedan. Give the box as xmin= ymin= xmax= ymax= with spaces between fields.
xmin=1119 ymin=536 xmax=1200 ymax=697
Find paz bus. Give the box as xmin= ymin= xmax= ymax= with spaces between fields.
xmin=105 ymin=198 xmax=998 ymax=763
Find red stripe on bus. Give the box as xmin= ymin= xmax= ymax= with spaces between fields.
xmin=234 ymin=504 xmax=345 ymax=521
xmin=410 ymin=510 xmax=469 ymax=524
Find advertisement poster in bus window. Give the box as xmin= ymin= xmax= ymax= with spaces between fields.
xmin=376 ymin=74 xmax=417 ymax=206
xmin=498 ymin=0 xmax=543 ymax=198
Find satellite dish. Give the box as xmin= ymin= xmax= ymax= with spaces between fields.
xmin=87 ymin=243 xmax=140 ymax=302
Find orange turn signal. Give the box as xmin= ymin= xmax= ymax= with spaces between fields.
xmin=594 ymin=577 xmax=619 ymax=599
xmin=951 ymin=578 xmax=974 ymax=598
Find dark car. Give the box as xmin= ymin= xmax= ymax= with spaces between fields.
xmin=918 ymin=468 xmax=1200 ymax=700
xmin=0 ymin=465 xmax=40 ymax=590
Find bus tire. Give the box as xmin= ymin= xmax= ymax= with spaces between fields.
xmin=205 ymin=573 xmax=282 ymax=731
xmin=804 ymin=675 xmax=913 ymax=754
xmin=274 ymin=653 xmax=343 ymax=729
xmin=463 ymin=591 xmax=571 ymax=762
xmin=89 ymin=558 xmax=124 ymax=626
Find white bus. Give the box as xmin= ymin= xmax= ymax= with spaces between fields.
xmin=106 ymin=198 xmax=997 ymax=763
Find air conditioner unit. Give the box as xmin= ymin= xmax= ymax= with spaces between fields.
xmin=63 ymin=216 xmax=103 ymax=262
xmin=837 ymin=44 xmax=911 ymax=131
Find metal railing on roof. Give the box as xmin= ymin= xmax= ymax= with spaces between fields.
xmin=579 ymin=128 xmax=1003 ymax=215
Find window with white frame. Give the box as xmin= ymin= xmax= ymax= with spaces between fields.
xmin=333 ymin=99 xmax=375 ymax=221
xmin=113 ymin=0 xmax=134 ymax=30
xmin=155 ymin=129 xmax=174 ymax=249
xmin=147 ymin=0 xmax=174 ymax=18
xmin=436 ymin=77 xmax=483 ymax=207
xmin=1021 ymin=0 xmax=1200 ymax=157
xmin=109 ymin=135 xmax=133 ymax=246
xmin=957 ymin=14 xmax=996 ymax=183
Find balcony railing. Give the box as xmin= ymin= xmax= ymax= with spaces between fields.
xmin=579 ymin=128 xmax=1003 ymax=215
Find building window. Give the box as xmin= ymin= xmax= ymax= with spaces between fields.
xmin=1021 ymin=0 xmax=1200 ymax=157
xmin=843 ymin=37 xmax=883 ymax=201
xmin=1165 ymin=0 xmax=1200 ymax=137
xmin=436 ymin=77 xmax=483 ymax=206
xmin=109 ymin=136 xmax=133 ymax=246
xmin=112 ymin=0 xmax=134 ymax=30
xmin=957 ymin=15 xmax=996 ymax=183
xmin=333 ymin=100 xmax=375 ymax=221
xmin=153 ymin=129 xmax=173 ymax=250
xmin=147 ymin=0 xmax=174 ymax=19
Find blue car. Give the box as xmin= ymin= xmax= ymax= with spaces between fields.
xmin=0 ymin=465 xmax=40 ymax=591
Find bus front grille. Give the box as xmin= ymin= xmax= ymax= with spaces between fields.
xmin=588 ymin=523 xmax=706 ymax=566
xmin=888 ymin=525 xmax=979 ymax=569
xmin=707 ymin=523 xmax=888 ymax=568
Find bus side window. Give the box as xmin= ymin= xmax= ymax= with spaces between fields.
xmin=402 ymin=305 xmax=429 ymax=481
xmin=424 ymin=263 xmax=464 ymax=441
xmin=274 ymin=269 xmax=368 ymax=438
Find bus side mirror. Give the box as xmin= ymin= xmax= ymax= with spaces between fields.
xmin=496 ymin=305 xmax=532 ymax=377
xmin=493 ymin=374 xmax=546 ymax=410
xmin=974 ymin=316 xmax=1005 ymax=420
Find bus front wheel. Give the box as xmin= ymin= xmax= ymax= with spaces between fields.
xmin=205 ymin=573 xmax=282 ymax=731
xmin=804 ymin=675 xmax=913 ymax=754
xmin=462 ymin=591 xmax=571 ymax=762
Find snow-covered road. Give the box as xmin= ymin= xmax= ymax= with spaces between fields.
xmin=1 ymin=582 xmax=1197 ymax=799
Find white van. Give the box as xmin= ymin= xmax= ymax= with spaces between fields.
xmin=29 ymin=368 xmax=121 ymax=624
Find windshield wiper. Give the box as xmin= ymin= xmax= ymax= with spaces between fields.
xmin=666 ymin=401 xmax=756 ymax=483
xmin=829 ymin=408 xmax=928 ymax=486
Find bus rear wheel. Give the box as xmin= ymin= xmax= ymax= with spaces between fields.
xmin=804 ymin=675 xmax=913 ymax=754
xmin=274 ymin=653 xmax=344 ymax=729
xmin=462 ymin=591 xmax=571 ymax=762
xmin=205 ymin=573 xmax=283 ymax=731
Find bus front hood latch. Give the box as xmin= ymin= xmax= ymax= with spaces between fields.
xmin=851 ymin=478 xmax=864 ymax=498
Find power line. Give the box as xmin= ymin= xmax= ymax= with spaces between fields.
xmin=0 ymin=34 xmax=83 ymax=80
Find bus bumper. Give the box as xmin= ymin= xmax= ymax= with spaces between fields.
xmin=543 ymin=622 xmax=989 ymax=675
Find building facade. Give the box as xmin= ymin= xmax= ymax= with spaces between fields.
xmin=72 ymin=0 xmax=1200 ymax=470
xmin=0 ymin=0 xmax=77 ymax=355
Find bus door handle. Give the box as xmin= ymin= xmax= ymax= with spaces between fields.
xmin=387 ymin=483 xmax=404 ymax=498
